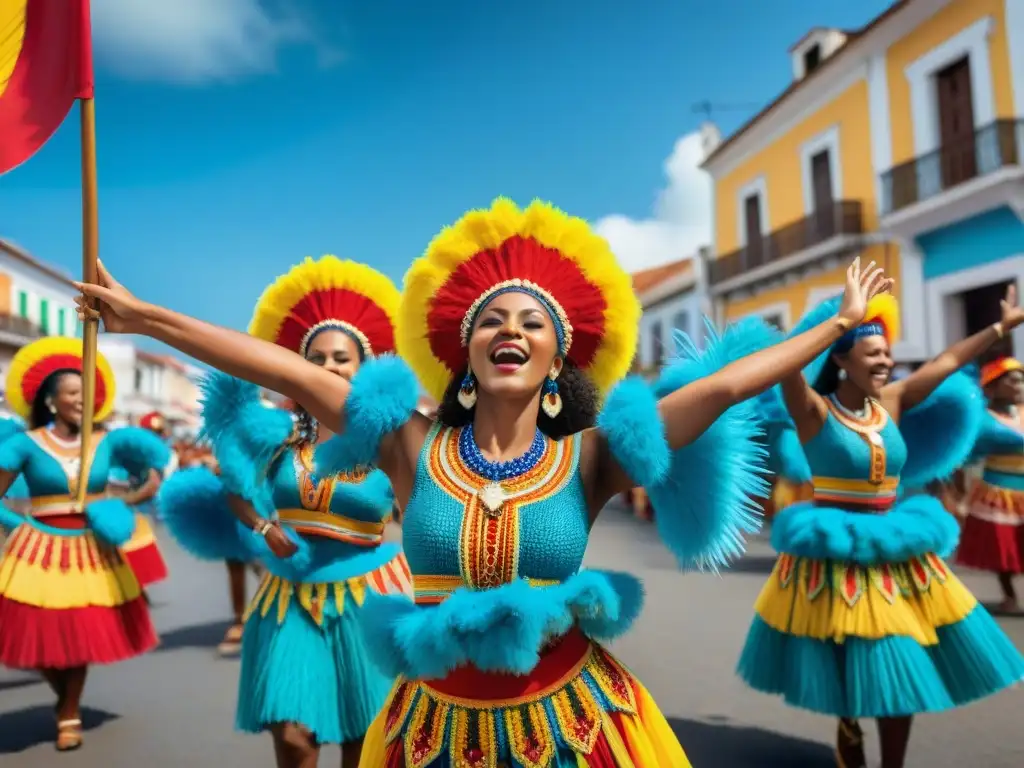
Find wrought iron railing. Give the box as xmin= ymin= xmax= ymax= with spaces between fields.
xmin=708 ymin=200 xmax=864 ymax=286
xmin=880 ymin=118 xmax=1024 ymax=215
xmin=0 ymin=313 xmax=43 ymax=340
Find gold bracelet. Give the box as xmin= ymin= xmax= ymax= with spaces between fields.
xmin=836 ymin=316 xmax=853 ymax=333
xmin=993 ymin=322 xmax=1005 ymax=339
xmin=254 ymin=520 xmax=273 ymax=537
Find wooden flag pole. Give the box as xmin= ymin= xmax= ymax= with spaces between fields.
xmin=75 ymin=96 xmax=100 ymax=507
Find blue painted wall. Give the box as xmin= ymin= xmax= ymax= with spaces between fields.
xmin=918 ymin=206 xmax=1024 ymax=280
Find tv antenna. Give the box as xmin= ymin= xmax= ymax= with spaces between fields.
xmin=692 ymin=100 xmax=760 ymax=121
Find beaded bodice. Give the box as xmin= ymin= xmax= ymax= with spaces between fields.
xmin=803 ymin=398 xmax=907 ymax=509
xmin=402 ymin=424 xmax=588 ymax=600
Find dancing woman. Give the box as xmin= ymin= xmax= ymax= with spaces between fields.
xmin=157 ymin=257 xmax=412 ymax=768
xmin=79 ymin=199 xmax=891 ymax=766
xmin=0 ymin=338 xmax=165 ymax=751
xmin=737 ymin=290 xmax=1024 ymax=768
xmin=957 ymin=357 xmax=1024 ymax=613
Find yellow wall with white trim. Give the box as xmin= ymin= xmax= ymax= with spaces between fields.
xmin=887 ymin=0 xmax=1016 ymax=167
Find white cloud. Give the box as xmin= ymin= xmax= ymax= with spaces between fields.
xmin=91 ymin=0 xmax=320 ymax=84
xmin=596 ymin=131 xmax=713 ymax=273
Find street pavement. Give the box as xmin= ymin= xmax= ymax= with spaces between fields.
xmin=1 ymin=507 xmax=1022 ymax=767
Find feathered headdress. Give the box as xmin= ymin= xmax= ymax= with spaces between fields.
xmin=789 ymin=292 xmax=900 ymax=387
xmin=980 ymin=357 xmax=1023 ymax=387
xmin=5 ymin=337 xmax=115 ymax=421
xmin=397 ymin=197 xmax=640 ymax=399
xmin=249 ymin=256 xmax=400 ymax=359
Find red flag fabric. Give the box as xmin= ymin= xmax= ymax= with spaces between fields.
xmin=0 ymin=0 xmax=94 ymax=174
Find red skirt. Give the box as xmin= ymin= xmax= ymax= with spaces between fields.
xmin=121 ymin=513 xmax=169 ymax=586
xmin=0 ymin=524 xmax=159 ymax=669
xmin=363 ymin=629 xmax=690 ymax=767
xmin=957 ymin=480 xmax=1024 ymax=574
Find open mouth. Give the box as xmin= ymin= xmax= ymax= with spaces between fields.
xmin=869 ymin=367 xmax=890 ymax=384
xmin=489 ymin=343 xmax=529 ymax=372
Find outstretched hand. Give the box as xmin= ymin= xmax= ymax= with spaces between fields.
xmin=1000 ymin=284 xmax=1024 ymax=331
xmin=73 ymin=260 xmax=146 ymax=334
xmin=837 ymin=257 xmax=894 ymax=326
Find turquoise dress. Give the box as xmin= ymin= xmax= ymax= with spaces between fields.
xmin=0 ymin=428 xmax=159 ymax=669
xmin=738 ymin=396 xmax=1024 ymax=717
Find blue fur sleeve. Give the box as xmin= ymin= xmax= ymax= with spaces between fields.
xmin=360 ymin=570 xmax=644 ymax=679
xmin=84 ymin=497 xmax=136 ymax=546
xmin=106 ymin=426 xmax=174 ymax=478
xmin=899 ymin=370 xmax=986 ymax=490
xmin=200 ymin=372 xmax=294 ymax=514
xmin=596 ymin=377 xmax=669 ymax=488
xmin=643 ymin=318 xmax=774 ymax=571
xmin=967 ymin=410 xmax=1024 ymax=463
xmin=315 ymin=355 xmax=420 ymax=476
xmin=754 ymin=385 xmax=811 ymax=482
xmin=157 ymin=467 xmax=254 ymax=562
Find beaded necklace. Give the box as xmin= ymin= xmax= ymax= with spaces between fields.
xmin=457 ymin=423 xmax=545 ymax=516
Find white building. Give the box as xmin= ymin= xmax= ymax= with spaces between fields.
xmin=632 ymin=253 xmax=709 ymax=373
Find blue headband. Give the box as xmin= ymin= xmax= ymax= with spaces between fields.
xmin=465 ymin=285 xmax=570 ymax=356
xmin=834 ymin=322 xmax=885 ymax=354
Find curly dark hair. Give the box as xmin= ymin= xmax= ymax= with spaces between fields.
xmin=29 ymin=370 xmax=80 ymax=430
xmin=436 ymin=359 xmax=599 ymax=440
xmin=811 ymin=354 xmax=844 ymax=396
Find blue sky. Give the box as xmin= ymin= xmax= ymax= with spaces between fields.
xmin=0 ymin=0 xmax=894 ymax=355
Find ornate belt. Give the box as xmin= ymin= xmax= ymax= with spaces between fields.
xmin=984 ymin=454 xmax=1024 ymax=475
xmin=412 ymin=573 xmax=560 ymax=605
xmin=30 ymin=493 xmax=105 ymax=518
xmin=277 ymin=508 xmax=389 ymax=547
xmin=811 ymin=476 xmax=899 ymax=511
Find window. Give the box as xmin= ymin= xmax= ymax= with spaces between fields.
xmin=58 ymin=308 xmax=66 ymax=336
xmin=650 ymin=320 xmax=664 ymax=366
xmin=134 ymin=368 xmax=143 ymax=394
xmin=762 ymin=313 xmax=785 ymax=332
xmin=17 ymin=290 xmax=28 ymax=319
xmin=39 ymin=298 xmax=49 ymax=334
xmin=672 ymin=310 xmax=690 ymax=343
xmin=75 ymin=319 xmax=83 ymax=338
xmin=803 ymin=44 xmax=821 ymax=75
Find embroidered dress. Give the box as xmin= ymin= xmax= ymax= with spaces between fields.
xmin=0 ymin=428 xmax=158 ymax=668
xmin=110 ymin=465 xmax=170 ymax=587
xmin=738 ymin=396 xmax=1024 ymax=717
xmin=958 ymin=408 xmax=1024 ymax=574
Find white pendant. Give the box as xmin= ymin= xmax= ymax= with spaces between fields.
xmin=867 ymin=431 xmax=883 ymax=446
xmin=479 ymin=482 xmax=507 ymax=516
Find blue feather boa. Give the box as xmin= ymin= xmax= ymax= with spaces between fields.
xmin=771 ymin=494 xmax=960 ymax=564
xmin=597 ymin=377 xmax=669 ymax=488
xmin=315 ymin=355 xmax=419 ymax=476
xmin=200 ymin=372 xmax=294 ymax=514
xmin=106 ymin=426 xmax=174 ymax=477
xmin=158 ymin=467 xmax=254 ymax=562
xmin=899 ymin=370 xmax=985 ymax=490
xmin=641 ymin=317 xmax=775 ymax=571
xmin=84 ymin=497 xmax=137 ymax=546
xmin=360 ymin=570 xmax=643 ymax=679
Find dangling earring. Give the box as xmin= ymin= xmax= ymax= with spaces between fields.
xmin=837 ymin=368 xmax=848 ymax=381
xmin=457 ymin=369 xmax=477 ymax=410
xmin=46 ymin=400 xmax=57 ymax=414
xmin=541 ymin=373 xmax=563 ymax=419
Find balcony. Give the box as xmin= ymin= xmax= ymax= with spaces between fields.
xmin=0 ymin=313 xmax=43 ymax=347
xmin=708 ymin=200 xmax=865 ymax=291
xmin=880 ymin=119 xmax=1024 ymax=237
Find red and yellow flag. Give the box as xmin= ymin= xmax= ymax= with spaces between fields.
xmin=0 ymin=0 xmax=93 ymax=174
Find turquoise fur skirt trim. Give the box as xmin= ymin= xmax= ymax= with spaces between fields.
xmin=737 ymin=608 xmax=1024 ymax=718
xmin=235 ymin=582 xmax=393 ymax=743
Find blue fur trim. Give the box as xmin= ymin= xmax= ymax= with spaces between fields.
xmin=899 ymin=370 xmax=986 ymax=490
xmin=790 ymin=295 xmax=843 ymax=386
xmin=200 ymin=372 xmax=294 ymax=511
xmin=360 ymin=569 xmax=644 ymax=679
xmin=315 ymin=355 xmax=419 ymax=475
xmin=596 ymin=377 xmax=669 ymax=488
xmin=106 ymin=426 xmax=173 ymax=477
xmin=755 ymin=385 xmax=792 ymax=429
xmin=84 ymin=497 xmax=137 ymax=546
xmin=771 ymin=495 xmax=960 ymax=565
xmin=767 ymin=425 xmax=812 ymax=483
xmin=157 ymin=467 xmax=253 ymax=562
xmin=646 ymin=320 xmax=772 ymax=571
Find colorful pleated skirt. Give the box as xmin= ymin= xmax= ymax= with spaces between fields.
xmin=0 ymin=521 xmax=158 ymax=669
xmin=121 ymin=512 xmax=169 ymax=587
xmin=361 ymin=629 xmax=689 ymax=767
xmin=737 ymin=551 xmax=1024 ymax=717
xmin=957 ymin=479 xmax=1024 ymax=573
xmin=236 ymin=550 xmax=413 ymax=744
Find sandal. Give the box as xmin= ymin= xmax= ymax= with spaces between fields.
xmin=217 ymin=623 xmax=244 ymax=657
xmin=835 ymin=718 xmax=866 ymax=768
xmin=56 ymin=719 xmax=83 ymax=752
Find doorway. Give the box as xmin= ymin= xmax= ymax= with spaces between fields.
xmin=962 ymin=279 xmax=1013 ymax=357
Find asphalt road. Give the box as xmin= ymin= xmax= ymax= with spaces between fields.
xmin=1 ymin=508 xmax=1022 ymax=767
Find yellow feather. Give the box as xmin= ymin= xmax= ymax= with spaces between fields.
xmin=5 ymin=337 xmax=116 ymax=422
xmin=397 ymin=198 xmax=640 ymax=400
xmin=864 ymin=293 xmax=900 ymax=346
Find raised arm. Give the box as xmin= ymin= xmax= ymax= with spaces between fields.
xmin=883 ymin=284 xmax=1024 ymax=415
xmin=121 ymin=469 xmax=161 ymax=505
xmin=75 ymin=261 xmax=349 ymax=431
xmin=659 ymin=259 xmax=890 ymax=450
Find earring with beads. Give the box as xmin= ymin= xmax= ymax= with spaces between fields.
xmin=457 ymin=368 xmax=478 ymax=410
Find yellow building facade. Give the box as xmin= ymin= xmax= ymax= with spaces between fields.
xmin=702 ymin=0 xmax=1024 ymax=361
